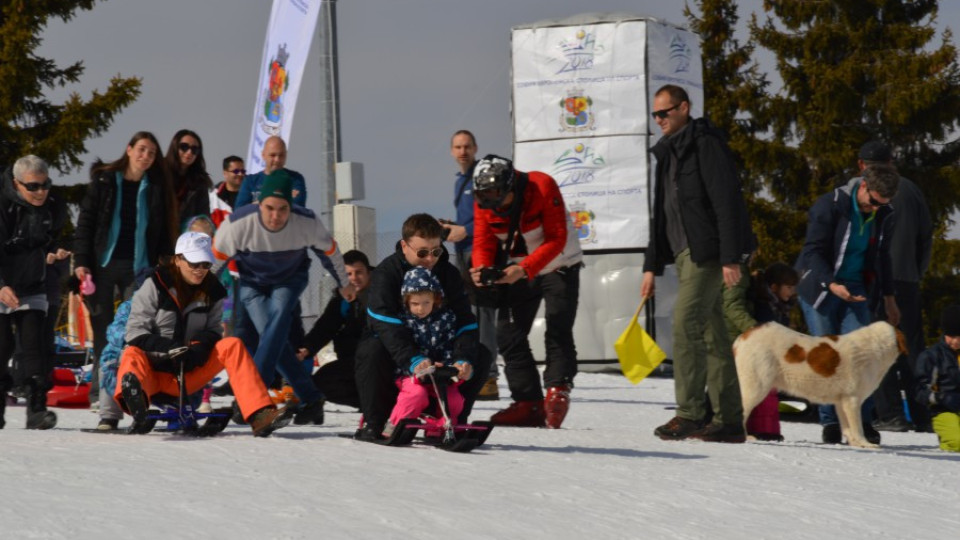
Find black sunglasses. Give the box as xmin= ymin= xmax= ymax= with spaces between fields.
xmin=182 ymin=258 xmax=212 ymax=270
xmin=651 ymin=103 xmax=681 ymax=120
xmin=230 ymin=168 xmax=246 ymax=175
xmin=17 ymin=179 xmax=52 ymax=192
xmin=178 ymin=142 xmax=201 ymax=154
xmin=867 ymin=190 xmax=890 ymax=208
xmin=411 ymin=247 xmax=443 ymax=259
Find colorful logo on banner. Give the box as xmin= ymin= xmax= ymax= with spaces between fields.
xmin=559 ymin=89 xmax=595 ymax=132
xmin=556 ymin=29 xmax=605 ymax=74
xmin=669 ymin=34 xmax=692 ymax=74
xmin=569 ymin=201 xmax=598 ymax=244
xmin=259 ymin=44 xmax=291 ymax=135
xmin=552 ymin=142 xmax=606 ymax=188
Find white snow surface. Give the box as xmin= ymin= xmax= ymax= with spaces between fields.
xmin=2 ymin=372 xmax=958 ymax=540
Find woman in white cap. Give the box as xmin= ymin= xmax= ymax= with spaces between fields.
xmin=114 ymin=231 xmax=292 ymax=436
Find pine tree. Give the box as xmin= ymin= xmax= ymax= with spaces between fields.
xmin=688 ymin=0 xmax=960 ymax=340
xmin=0 ymin=1 xmax=141 ymax=174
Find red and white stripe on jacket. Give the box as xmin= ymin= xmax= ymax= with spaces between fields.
xmin=472 ymin=171 xmax=582 ymax=278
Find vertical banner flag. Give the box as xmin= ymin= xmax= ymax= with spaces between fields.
xmin=246 ymin=0 xmax=321 ymax=173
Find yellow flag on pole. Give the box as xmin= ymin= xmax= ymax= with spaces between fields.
xmin=614 ymin=298 xmax=666 ymax=384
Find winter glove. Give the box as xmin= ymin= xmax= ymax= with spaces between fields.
xmin=175 ymin=348 xmax=207 ymax=372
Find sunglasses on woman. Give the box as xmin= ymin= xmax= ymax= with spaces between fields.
xmin=178 ymin=142 xmax=201 ymax=155
xmin=17 ymin=179 xmax=52 ymax=192
xmin=183 ymin=259 xmax=212 ymax=270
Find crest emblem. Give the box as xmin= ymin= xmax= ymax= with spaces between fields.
xmin=569 ymin=202 xmax=597 ymax=244
xmin=258 ymin=44 xmax=291 ymax=135
xmin=559 ymin=89 xmax=595 ymax=133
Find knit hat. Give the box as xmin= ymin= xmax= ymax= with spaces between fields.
xmin=941 ymin=305 xmax=960 ymax=336
xmin=258 ymin=169 xmax=292 ymax=203
xmin=401 ymin=267 xmax=443 ymax=298
xmin=859 ymin=141 xmax=892 ymax=163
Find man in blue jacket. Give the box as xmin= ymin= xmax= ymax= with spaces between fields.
xmin=236 ymin=136 xmax=307 ymax=207
xmin=796 ymin=163 xmax=901 ymax=444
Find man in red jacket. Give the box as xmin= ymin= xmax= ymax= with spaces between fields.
xmin=470 ymin=155 xmax=583 ymax=429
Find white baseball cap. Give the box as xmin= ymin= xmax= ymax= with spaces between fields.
xmin=175 ymin=231 xmax=214 ymax=264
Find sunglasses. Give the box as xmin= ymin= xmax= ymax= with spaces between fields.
xmin=651 ymin=103 xmax=681 ymax=119
xmin=229 ymin=168 xmax=246 ymax=175
xmin=182 ymin=258 xmax=212 ymax=270
xmin=17 ymin=179 xmax=52 ymax=192
xmin=866 ymin=189 xmax=890 ymax=208
xmin=178 ymin=142 xmax=201 ymax=154
xmin=410 ymin=247 xmax=443 ymax=259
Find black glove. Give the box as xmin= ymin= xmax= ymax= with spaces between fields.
xmin=175 ymin=348 xmax=207 ymax=372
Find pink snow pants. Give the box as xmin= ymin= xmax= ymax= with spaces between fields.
xmin=388 ymin=376 xmax=464 ymax=426
xmin=746 ymin=389 xmax=781 ymax=436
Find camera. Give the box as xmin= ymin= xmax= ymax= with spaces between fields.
xmin=479 ymin=266 xmax=505 ymax=286
xmin=438 ymin=218 xmax=453 ymax=241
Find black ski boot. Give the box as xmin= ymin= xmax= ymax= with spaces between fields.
xmin=0 ymin=371 xmax=13 ymax=429
xmin=121 ymin=372 xmax=152 ymax=434
xmin=25 ymin=376 xmax=57 ymax=430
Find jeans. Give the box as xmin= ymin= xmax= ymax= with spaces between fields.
xmin=238 ymin=269 xmax=321 ymax=404
xmin=799 ymin=282 xmax=875 ymax=426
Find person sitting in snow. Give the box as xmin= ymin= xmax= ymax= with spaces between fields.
xmin=915 ymin=305 xmax=960 ymax=452
xmin=115 ymin=231 xmax=293 ymax=436
xmin=383 ymin=267 xmax=473 ymax=437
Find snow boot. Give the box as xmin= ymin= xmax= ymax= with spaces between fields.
xmin=544 ymin=384 xmax=571 ymax=429
xmin=97 ymin=418 xmax=120 ymax=431
xmin=490 ymin=400 xmax=546 ymax=427
xmin=294 ymin=398 xmax=325 ymax=425
xmin=25 ymin=376 xmax=57 ymax=430
xmin=689 ymin=422 xmax=747 ymax=443
xmin=121 ymin=372 xmax=151 ymax=434
xmin=249 ymin=405 xmax=294 ymax=437
xmin=654 ymin=416 xmax=704 ymax=440
xmin=0 ymin=371 xmax=12 ymax=429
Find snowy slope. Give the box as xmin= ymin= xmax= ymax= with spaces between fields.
xmin=2 ymin=372 xmax=958 ymax=540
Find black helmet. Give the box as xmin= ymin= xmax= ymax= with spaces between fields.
xmin=472 ymin=155 xmax=514 ymax=209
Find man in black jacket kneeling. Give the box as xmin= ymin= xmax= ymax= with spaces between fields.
xmin=354 ymin=213 xmax=490 ymax=441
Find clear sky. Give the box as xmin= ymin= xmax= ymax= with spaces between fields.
xmin=38 ymin=0 xmax=959 ymax=233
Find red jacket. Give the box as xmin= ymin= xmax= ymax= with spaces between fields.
xmin=473 ymin=171 xmax=582 ymax=278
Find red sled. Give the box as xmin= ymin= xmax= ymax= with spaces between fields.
xmin=47 ymin=367 xmax=91 ymax=408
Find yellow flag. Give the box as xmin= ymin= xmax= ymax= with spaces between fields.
xmin=614 ymin=299 xmax=667 ymax=384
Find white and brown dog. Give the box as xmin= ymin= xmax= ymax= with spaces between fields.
xmin=733 ymin=321 xmax=907 ymax=448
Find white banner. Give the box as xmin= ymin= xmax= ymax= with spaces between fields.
xmin=246 ymin=0 xmax=321 ymax=172
xmin=515 ymin=136 xmax=649 ymax=251
xmin=646 ymin=23 xmax=703 ymax=121
xmin=512 ymin=21 xmax=647 ymax=142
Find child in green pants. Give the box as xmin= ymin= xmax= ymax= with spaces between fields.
xmin=915 ymin=305 xmax=960 ymax=452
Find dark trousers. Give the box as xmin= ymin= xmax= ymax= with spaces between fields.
xmin=498 ymin=265 xmax=580 ymax=402
xmin=312 ymin=357 xmax=360 ymax=409
xmin=873 ymin=280 xmax=931 ymax=427
xmin=1 ymin=310 xmax=48 ymax=385
xmin=354 ymin=337 xmax=492 ymax=432
xmin=86 ymin=258 xmax=135 ymax=401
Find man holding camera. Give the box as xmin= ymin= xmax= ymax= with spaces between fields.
xmin=470 ymin=155 xmax=583 ymax=429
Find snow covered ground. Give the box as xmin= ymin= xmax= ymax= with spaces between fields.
xmin=2 ymin=371 xmax=958 ymax=540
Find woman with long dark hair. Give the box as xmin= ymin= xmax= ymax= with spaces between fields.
xmin=165 ymin=129 xmax=213 ymax=228
xmin=74 ymin=131 xmax=177 ymax=411
xmin=116 ymin=231 xmax=293 ymax=436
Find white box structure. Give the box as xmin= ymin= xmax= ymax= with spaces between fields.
xmin=335 ymin=161 xmax=365 ymax=202
xmin=333 ymin=204 xmax=377 ymax=257
xmin=512 ymin=14 xmax=702 ymax=363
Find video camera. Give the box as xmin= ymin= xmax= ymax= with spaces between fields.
xmin=479 ymin=266 xmax=505 ymax=286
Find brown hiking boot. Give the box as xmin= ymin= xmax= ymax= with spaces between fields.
xmin=689 ymin=422 xmax=746 ymax=443
xmin=654 ymin=416 xmax=704 ymax=440
xmin=476 ymin=377 xmax=500 ymax=401
xmin=249 ymin=406 xmax=294 ymax=437
xmin=490 ymin=400 xmax=546 ymax=427
xmin=544 ymin=385 xmax=571 ymax=429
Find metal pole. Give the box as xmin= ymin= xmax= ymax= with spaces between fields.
xmin=317 ymin=0 xmax=340 ymax=227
